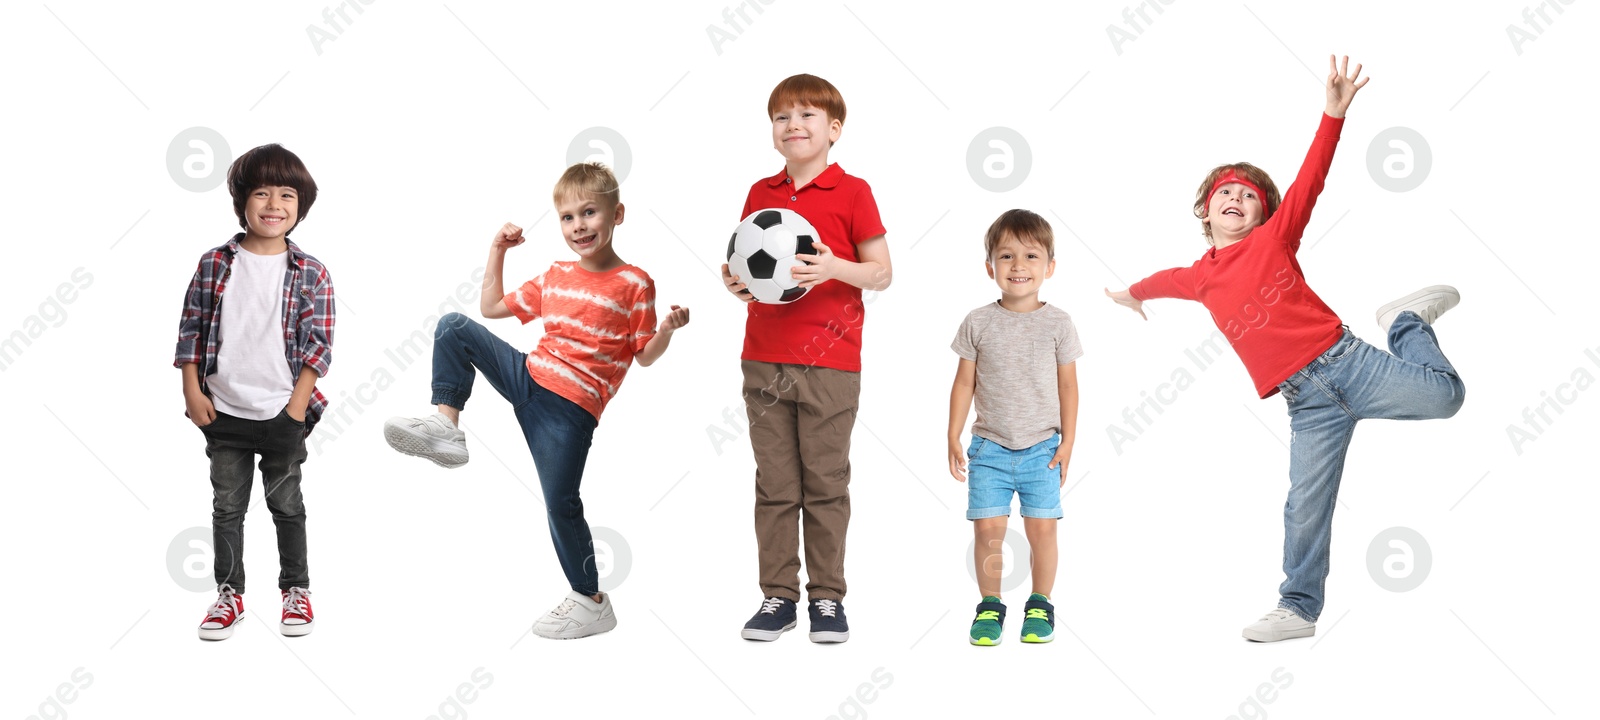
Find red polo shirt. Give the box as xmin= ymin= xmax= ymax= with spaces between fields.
xmin=740 ymin=163 xmax=886 ymax=372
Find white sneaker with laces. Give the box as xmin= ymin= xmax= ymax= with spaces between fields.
xmin=383 ymin=413 xmax=468 ymax=468
xmin=1242 ymin=607 xmax=1316 ymax=642
xmin=1376 ymin=285 xmax=1460 ymax=331
xmin=532 ymin=591 xmax=617 ymax=640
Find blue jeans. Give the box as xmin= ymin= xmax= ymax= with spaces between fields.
xmin=430 ymin=313 xmax=601 ymax=596
xmin=1275 ymin=312 xmax=1464 ymax=621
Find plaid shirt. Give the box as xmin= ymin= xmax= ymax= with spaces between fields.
xmin=174 ymin=234 xmax=335 ymax=435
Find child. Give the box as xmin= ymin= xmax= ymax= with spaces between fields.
xmin=1105 ymin=57 xmax=1465 ymax=642
xmin=174 ymin=143 xmax=333 ymax=641
xmin=720 ymin=74 xmax=891 ymax=643
xmin=948 ymin=210 xmax=1082 ymax=645
xmin=383 ymin=162 xmax=689 ymax=640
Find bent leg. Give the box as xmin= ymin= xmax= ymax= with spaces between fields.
xmin=430 ymin=312 xmax=536 ymax=411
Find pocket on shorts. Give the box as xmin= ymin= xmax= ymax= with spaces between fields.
xmin=966 ymin=436 xmax=987 ymax=459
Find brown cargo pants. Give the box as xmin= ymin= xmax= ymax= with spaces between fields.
xmin=742 ymin=360 xmax=860 ymax=602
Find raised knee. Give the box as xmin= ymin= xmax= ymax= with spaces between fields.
xmin=437 ymin=312 xmax=469 ymax=333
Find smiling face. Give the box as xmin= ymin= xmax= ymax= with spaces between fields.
xmin=771 ymin=103 xmax=841 ymax=167
xmin=243 ymin=185 xmax=299 ymax=243
xmin=1203 ymin=182 xmax=1266 ymax=245
xmin=556 ymin=193 xmax=624 ymax=268
xmin=986 ymin=233 xmax=1055 ymax=305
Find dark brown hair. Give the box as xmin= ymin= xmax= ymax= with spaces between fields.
xmin=228 ymin=144 xmax=318 ymax=233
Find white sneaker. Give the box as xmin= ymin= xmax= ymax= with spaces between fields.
xmin=532 ymin=591 xmax=617 ymax=640
xmin=1376 ymin=285 xmax=1460 ymax=331
xmin=383 ymin=413 xmax=468 ymax=468
xmin=1242 ymin=607 xmax=1315 ymax=642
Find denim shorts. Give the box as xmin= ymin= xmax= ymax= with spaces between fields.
xmin=965 ymin=434 xmax=1063 ymax=520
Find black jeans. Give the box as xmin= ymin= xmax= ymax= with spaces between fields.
xmin=201 ymin=408 xmax=310 ymax=594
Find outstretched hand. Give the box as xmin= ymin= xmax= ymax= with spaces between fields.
xmin=1104 ymin=287 xmax=1147 ymax=321
xmin=1325 ymin=54 xmax=1368 ymax=119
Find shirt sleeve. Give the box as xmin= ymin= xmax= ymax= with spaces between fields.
xmin=1056 ymin=312 xmax=1083 ymax=365
xmin=302 ymin=265 xmax=334 ymax=377
xmin=629 ymin=275 xmax=657 ymax=355
xmin=1129 ymin=263 xmax=1200 ymax=302
xmin=849 ymin=181 xmax=888 ymax=244
xmin=950 ymin=310 xmax=979 ymax=361
xmin=173 ymin=261 xmax=205 ymax=367
xmin=503 ymin=274 xmax=544 ymax=325
xmin=1268 ymin=113 xmax=1345 ymax=254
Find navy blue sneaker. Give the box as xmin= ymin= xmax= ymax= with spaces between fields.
xmin=808 ymin=598 xmax=849 ymax=643
xmin=741 ymin=597 xmax=797 ymax=641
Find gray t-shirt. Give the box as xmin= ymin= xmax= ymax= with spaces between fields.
xmin=951 ymin=301 xmax=1083 ymax=450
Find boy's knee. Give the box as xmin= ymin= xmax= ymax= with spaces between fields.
xmin=545 ymin=494 xmax=585 ymax=519
xmin=266 ymin=495 xmax=305 ymax=518
xmin=211 ymin=502 xmax=246 ymax=521
xmin=1429 ymin=384 xmax=1465 ymax=420
xmin=436 ymin=312 xmax=472 ymax=336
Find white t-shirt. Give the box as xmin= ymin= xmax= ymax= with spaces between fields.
xmin=210 ymin=246 xmax=295 ymax=420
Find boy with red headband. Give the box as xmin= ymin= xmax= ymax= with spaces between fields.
xmin=1106 ymin=56 xmax=1466 ymax=642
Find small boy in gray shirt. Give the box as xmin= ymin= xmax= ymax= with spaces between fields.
xmin=948 ymin=209 xmax=1082 ymax=646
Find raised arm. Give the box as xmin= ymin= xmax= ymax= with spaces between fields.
xmin=1276 ymin=56 xmax=1367 ymax=252
xmin=481 ymin=222 xmax=523 ymax=320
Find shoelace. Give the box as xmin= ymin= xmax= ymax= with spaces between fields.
xmin=974 ymin=610 xmax=1000 ymax=622
xmin=283 ymin=587 xmax=312 ymax=618
xmin=814 ymin=599 xmax=838 ymax=618
xmin=758 ymin=597 xmax=786 ymax=615
xmin=548 ymin=599 xmax=580 ymax=618
xmin=206 ymin=587 xmax=239 ymax=621
xmin=1025 ymin=608 xmax=1050 ymax=621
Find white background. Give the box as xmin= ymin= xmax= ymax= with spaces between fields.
xmin=3 ymin=1 xmax=1595 ymax=718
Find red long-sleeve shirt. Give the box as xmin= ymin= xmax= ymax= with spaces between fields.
xmin=1129 ymin=114 xmax=1347 ymax=399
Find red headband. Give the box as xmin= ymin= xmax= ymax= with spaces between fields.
xmin=1207 ymin=171 xmax=1272 ymax=219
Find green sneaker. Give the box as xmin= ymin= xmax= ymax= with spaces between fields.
xmin=1021 ymin=593 xmax=1055 ymax=643
xmin=969 ymin=596 xmax=1006 ymax=646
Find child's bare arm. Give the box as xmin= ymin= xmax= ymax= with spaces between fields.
xmin=181 ymin=362 xmax=215 ymax=427
xmin=793 ymin=234 xmax=892 ymax=292
xmin=1324 ymin=55 xmax=1369 ymax=119
xmin=285 ymin=366 xmax=319 ymax=422
xmin=481 ymin=223 xmax=523 ymax=319
xmin=1048 ymin=363 xmax=1079 ymax=486
xmin=948 ymin=358 xmax=977 ymax=481
xmin=634 ymin=305 xmax=690 ymax=367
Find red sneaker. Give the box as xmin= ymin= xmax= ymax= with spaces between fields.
xmin=281 ymin=587 xmax=314 ymax=636
xmin=198 ymin=584 xmax=244 ymax=641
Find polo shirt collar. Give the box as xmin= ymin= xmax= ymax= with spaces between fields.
xmin=765 ymin=162 xmax=845 ymax=190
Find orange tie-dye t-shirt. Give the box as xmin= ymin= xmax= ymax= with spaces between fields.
xmin=503 ymin=262 xmax=657 ymax=420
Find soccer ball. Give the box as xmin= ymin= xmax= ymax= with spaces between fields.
xmin=726 ymin=208 xmax=821 ymax=305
